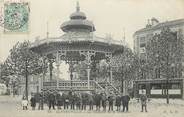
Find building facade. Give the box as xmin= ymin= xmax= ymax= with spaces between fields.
xmin=133 ymin=18 xmax=184 ymax=78
xmin=134 ymin=18 xmax=184 ymax=59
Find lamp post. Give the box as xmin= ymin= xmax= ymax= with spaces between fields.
xmin=121 ymin=63 xmax=130 ymax=95
xmin=25 ymin=64 xmax=30 ymax=100
xmin=166 ymin=63 xmax=175 ymax=104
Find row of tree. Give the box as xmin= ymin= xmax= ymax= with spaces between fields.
xmin=0 ymin=27 xmax=183 ymax=103
xmin=146 ymin=27 xmax=184 ymax=79
xmin=100 ymin=27 xmax=184 ymax=102
xmin=0 ymin=41 xmax=47 ymax=99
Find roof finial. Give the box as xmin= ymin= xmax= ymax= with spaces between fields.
xmin=46 ymin=21 xmax=49 ymax=38
xmin=76 ymin=1 xmax=80 ymax=12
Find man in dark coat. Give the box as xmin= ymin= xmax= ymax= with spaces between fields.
xmin=30 ymin=95 xmax=36 ymax=110
xmin=63 ymin=93 xmax=69 ymax=110
xmin=95 ymin=93 xmax=102 ymax=111
xmin=122 ymin=94 xmax=130 ymax=112
xmin=69 ymin=91 xmax=75 ymax=110
xmin=88 ymin=93 xmax=94 ymax=111
xmin=115 ymin=94 xmax=121 ymax=112
xmin=108 ymin=94 xmax=114 ymax=112
xmin=38 ymin=92 xmax=44 ymax=110
xmin=140 ymin=92 xmax=147 ymax=112
xmin=76 ymin=93 xmax=82 ymax=110
xmin=82 ymin=93 xmax=87 ymax=110
xmin=56 ymin=93 xmax=62 ymax=110
xmin=48 ymin=92 xmax=56 ymax=110
xmin=101 ymin=93 xmax=107 ymax=112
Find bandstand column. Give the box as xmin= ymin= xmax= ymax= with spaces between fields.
xmin=110 ymin=67 xmax=113 ymax=84
xmin=39 ymin=56 xmax=46 ymax=92
xmin=87 ymin=65 xmax=90 ymax=89
xmin=106 ymin=53 xmax=113 ymax=84
xmin=86 ymin=51 xmax=91 ymax=89
xmin=56 ymin=51 xmax=60 ymax=89
xmin=80 ymin=51 xmax=95 ymax=89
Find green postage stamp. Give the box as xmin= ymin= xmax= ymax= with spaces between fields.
xmin=4 ymin=2 xmax=29 ymax=33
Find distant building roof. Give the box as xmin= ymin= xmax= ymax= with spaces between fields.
xmin=134 ymin=19 xmax=184 ymax=36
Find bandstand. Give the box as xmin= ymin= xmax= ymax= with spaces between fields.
xmin=30 ymin=2 xmax=123 ymax=95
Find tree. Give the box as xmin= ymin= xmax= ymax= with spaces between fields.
xmin=0 ymin=62 xmax=11 ymax=89
xmin=111 ymin=46 xmax=140 ymax=94
xmin=3 ymin=41 xmax=47 ymax=99
xmin=146 ymin=27 xmax=184 ymax=104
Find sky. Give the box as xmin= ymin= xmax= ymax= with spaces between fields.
xmin=0 ymin=0 xmax=184 ymax=62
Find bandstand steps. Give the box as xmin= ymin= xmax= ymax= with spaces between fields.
xmin=41 ymin=80 xmax=120 ymax=96
xmin=98 ymin=81 xmax=121 ymax=96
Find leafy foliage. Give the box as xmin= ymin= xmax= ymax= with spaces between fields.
xmin=1 ymin=41 xmax=47 ymax=86
xmin=146 ymin=27 xmax=184 ymax=79
xmin=111 ymin=47 xmax=140 ymax=89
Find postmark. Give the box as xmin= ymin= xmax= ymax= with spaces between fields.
xmin=3 ymin=2 xmax=29 ymax=32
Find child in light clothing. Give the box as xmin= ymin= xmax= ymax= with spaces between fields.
xmin=22 ymin=97 xmax=28 ymax=110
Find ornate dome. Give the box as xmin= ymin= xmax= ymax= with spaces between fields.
xmin=70 ymin=12 xmax=86 ymax=19
xmin=61 ymin=2 xmax=95 ymax=32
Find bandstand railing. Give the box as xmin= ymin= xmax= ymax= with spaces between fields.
xmin=42 ymin=80 xmax=104 ymax=91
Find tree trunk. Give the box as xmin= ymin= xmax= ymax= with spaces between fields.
xmin=25 ymin=62 xmax=28 ymax=100
xmin=121 ymin=79 xmax=124 ymax=93
xmin=166 ymin=55 xmax=169 ymax=104
xmin=166 ymin=79 xmax=169 ymax=104
xmin=49 ymin=61 xmax=53 ymax=81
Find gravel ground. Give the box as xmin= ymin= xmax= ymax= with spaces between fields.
xmin=0 ymin=96 xmax=184 ymax=117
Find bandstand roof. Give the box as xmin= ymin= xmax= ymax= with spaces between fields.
xmin=60 ymin=1 xmax=95 ymax=32
xmin=30 ymin=33 xmax=124 ymax=54
xmin=30 ymin=2 xmax=124 ymax=57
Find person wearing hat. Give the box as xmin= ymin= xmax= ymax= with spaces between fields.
xmin=22 ymin=96 xmax=28 ymax=110
xmin=115 ymin=94 xmax=121 ymax=112
xmin=62 ymin=92 xmax=68 ymax=110
xmin=82 ymin=93 xmax=88 ymax=111
xmin=69 ymin=91 xmax=75 ymax=110
xmin=56 ymin=92 xmax=62 ymax=110
xmin=48 ymin=92 xmax=56 ymax=110
xmin=76 ymin=93 xmax=82 ymax=110
xmin=101 ymin=93 xmax=107 ymax=112
xmin=122 ymin=93 xmax=130 ymax=112
xmin=88 ymin=93 xmax=94 ymax=111
xmin=140 ymin=90 xmax=147 ymax=112
xmin=95 ymin=92 xmax=102 ymax=111
xmin=38 ymin=92 xmax=44 ymax=110
xmin=30 ymin=94 xmax=36 ymax=110
xmin=108 ymin=93 xmax=114 ymax=112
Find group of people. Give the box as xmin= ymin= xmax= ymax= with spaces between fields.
xmin=22 ymin=91 xmax=148 ymax=112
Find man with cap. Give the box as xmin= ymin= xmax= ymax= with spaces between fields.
xmin=108 ymin=93 xmax=114 ymax=112
xmin=140 ymin=90 xmax=147 ymax=112
xmin=101 ymin=92 xmax=107 ymax=112
xmin=115 ymin=94 xmax=121 ymax=112
xmin=122 ymin=93 xmax=130 ymax=112
xmin=38 ymin=92 xmax=44 ymax=110
xmin=30 ymin=94 xmax=36 ymax=110
xmin=48 ymin=92 xmax=56 ymax=110
xmin=88 ymin=93 xmax=94 ymax=111
xmin=95 ymin=92 xmax=102 ymax=111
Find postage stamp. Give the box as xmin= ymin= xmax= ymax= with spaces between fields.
xmin=3 ymin=2 xmax=29 ymax=33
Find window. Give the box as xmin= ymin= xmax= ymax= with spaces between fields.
xmin=140 ymin=53 xmax=146 ymax=59
xmin=140 ymin=37 xmax=146 ymax=43
xmin=171 ymin=83 xmax=180 ymax=89
xmin=140 ymin=43 xmax=146 ymax=47
xmin=139 ymin=84 xmax=146 ymax=89
xmin=151 ymin=84 xmax=162 ymax=89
